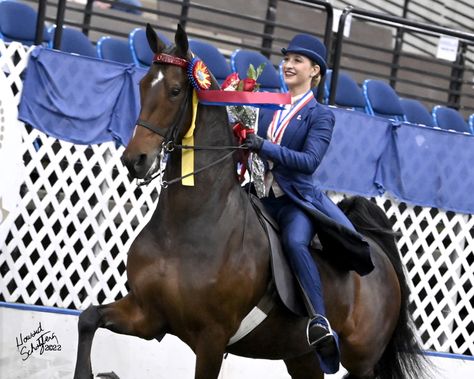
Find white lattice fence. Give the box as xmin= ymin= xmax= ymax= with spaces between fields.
xmin=0 ymin=40 xmax=159 ymax=309
xmin=330 ymin=193 xmax=474 ymax=356
xmin=0 ymin=40 xmax=473 ymax=357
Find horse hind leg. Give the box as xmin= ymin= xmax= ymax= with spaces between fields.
xmin=73 ymin=293 xmax=163 ymax=379
xmin=284 ymin=351 xmax=324 ymax=379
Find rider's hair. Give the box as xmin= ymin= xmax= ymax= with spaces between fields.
xmin=311 ymin=63 xmax=321 ymax=88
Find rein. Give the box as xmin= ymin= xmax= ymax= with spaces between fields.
xmin=137 ymin=143 xmax=247 ymax=187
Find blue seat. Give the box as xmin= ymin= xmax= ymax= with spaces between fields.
xmin=48 ymin=25 xmax=96 ymax=57
xmin=129 ymin=28 xmax=171 ymax=67
xmin=189 ymin=39 xmax=231 ymax=85
xmin=432 ymin=105 xmax=471 ymax=134
xmin=324 ymin=70 xmax=365 ymax=111
xmin=362 ymin=79 xmax=406 ymax=121
xmin=399 ymin=98 xmax=434 ymax=127
xmin=230 ymin=49 xmax=281 ymax=92
xmin=468 ymin=114 xmax=474 ymax=134
xmin=0 ymin=1 xmax=50 ymax=45
xmin=111 ymin=0 xmax=143 ymax=15
xmin=97 ymin=36 xmax=134 ymax=64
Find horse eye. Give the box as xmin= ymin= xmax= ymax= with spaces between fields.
xmin=170 ymin=87 xmax=181 ymax=97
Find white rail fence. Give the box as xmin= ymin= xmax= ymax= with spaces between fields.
xmin=0 ymin=40 xmax=473 ymax=357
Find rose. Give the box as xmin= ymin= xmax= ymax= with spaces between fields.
xmin=221 ymin=63 xmax=266 ymax=190
xmin=242 ymin=78 xmax=257 ymax=92
xmin=221 ymin=72 xmax=240 ymax=91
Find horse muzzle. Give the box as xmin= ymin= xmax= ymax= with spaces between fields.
xmin=121 ymin=150 xmax=160 ymax=180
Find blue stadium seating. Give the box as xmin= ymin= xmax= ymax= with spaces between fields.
xmin=362 ymin=79 xmax=406 ymax=121
xmin=399 ymin=98 xmax=434 ymax=127
xmin=468 ymin=114 xmax=474 ymax=134
xmin=189 ymin=39 xmax=231 ymax=85
xmin=48 ymin=26 xmax=96 ymax=57
xmin=230 ymin=49 xmax=281 ymax=92
xmin=129 ymin=28 xmax=171 ymax=67
xmin=432 ymin=105 xmax=471 ymax=134
xmin=0 ymin=1 xmax=50 ymax=45
xmin=97 ymin=36 xmax=134 ymax=64
xmin=111 ymin=0 xmax=143 ymax=15
xmin=324 ymin=70 xmax=366 ymax=111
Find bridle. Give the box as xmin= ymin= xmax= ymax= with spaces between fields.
xmin=135 ymin=53 xmax=192 ymax=147
xmin=134 ymin=52 xmax=246 ymax=187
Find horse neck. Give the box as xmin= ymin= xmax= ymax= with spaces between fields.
xmin=157 ymin=101 xmax=241 ymax=220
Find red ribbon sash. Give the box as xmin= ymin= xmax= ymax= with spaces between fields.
xmin=197 ymin=90 xmax=291 ymax=106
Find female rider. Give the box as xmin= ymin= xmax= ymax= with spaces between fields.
xmin=244 ymin=34 xmax=372 ymax=374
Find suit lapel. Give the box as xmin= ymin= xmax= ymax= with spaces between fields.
xmin=280 ymin=97 xmax=317 ymax=146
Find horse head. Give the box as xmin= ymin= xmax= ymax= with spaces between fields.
xmin=122 ymin=24 xmax=194 ymax=180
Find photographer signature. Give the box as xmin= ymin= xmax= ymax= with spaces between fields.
xmin=15 ymin=322 xmax=62 ymax=361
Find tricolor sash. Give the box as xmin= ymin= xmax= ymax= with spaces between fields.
xmin=268 ymin=90 xmax=314 ymax=144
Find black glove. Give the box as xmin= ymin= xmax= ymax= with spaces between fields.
xmin=244 ymin=133 xmax=264 ymax=152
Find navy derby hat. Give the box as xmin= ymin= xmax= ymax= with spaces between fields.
xmin=282 ymin=34 xmax=327 ymax=76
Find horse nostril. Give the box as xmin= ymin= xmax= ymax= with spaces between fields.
xmin=135 ymin=154 xmax=147 ymax=169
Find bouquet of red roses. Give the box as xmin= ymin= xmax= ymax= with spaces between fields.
xmin=221 ymin=63 xmax=265 ymax=130
xmin=221 ymin=63 xmax=267 ymax=194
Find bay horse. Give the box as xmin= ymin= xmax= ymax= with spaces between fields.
xmin=73 ymin=24 xmax=428 ymax=379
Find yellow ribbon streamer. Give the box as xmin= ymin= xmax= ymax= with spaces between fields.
xmin=181 ymin=90 xmax=198 ymax=186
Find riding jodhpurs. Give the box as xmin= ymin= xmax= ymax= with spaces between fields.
xmin=262 ymin=193 xmax=325 ymax=317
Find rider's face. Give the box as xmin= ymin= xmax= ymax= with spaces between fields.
xmin=282 ymin=53 xmax=319 ymax=91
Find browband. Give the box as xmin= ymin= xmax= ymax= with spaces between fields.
xmin=153 ymin=53 xmax=188 ymax=68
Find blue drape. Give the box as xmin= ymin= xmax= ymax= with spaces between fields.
xmin=315 ymin=109 xmax=390 ymax=197
xmin=19 ymin=47 xmax=146 ymax=146
xmin=316 ymin=109 xmax=474 ymax=214
xmin=18 ymin=48 xmax=474 ymax=214
xmin=373 ymin=120 xmax=474 ymax=213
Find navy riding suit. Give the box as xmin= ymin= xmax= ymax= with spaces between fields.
xmin=257 ymin=94 xmax=362 ymax=318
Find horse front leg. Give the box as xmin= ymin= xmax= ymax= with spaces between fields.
xmin=193 ymin=326 xmax=230 ymax=379
xmin=73 ymin=293 xmax=163 ymax=379
xmin=74 ymin=304 xmax=101 ymax=379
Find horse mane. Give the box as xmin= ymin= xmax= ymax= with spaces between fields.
xmin=338 ymin=196 xmax=429 ymax=379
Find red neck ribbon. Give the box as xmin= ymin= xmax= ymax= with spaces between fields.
xmin=197 ymin=90 xmax=291 ymax=107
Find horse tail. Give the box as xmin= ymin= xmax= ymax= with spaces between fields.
xmin=338 ymin=196 xmax=429 ymax=379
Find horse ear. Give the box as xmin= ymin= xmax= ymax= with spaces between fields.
xmin=146 ymin=23 xmax=166 ymax=54
xmin=174 ymin=24 xmax=189 ymax=58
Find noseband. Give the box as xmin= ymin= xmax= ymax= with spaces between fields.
xmin=135 ymin=53 xmax=192 ymax=145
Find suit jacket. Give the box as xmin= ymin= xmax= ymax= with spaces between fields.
xmin=257 ymin=96 xmax=374 ymax=275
